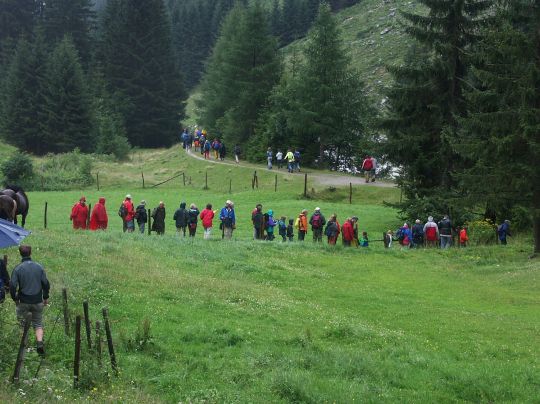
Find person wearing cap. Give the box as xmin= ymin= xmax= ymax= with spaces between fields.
xmin=309 ymin=207 xmax=326 ymax=242
xmin=151 ymin=201 xmax=166 ymax=235
xmin=70 ymin=196 xmax=88 ymax=230
xmin=220 ymin=200 xmax=236 ymax=240
xmin=89 ymin=197 xmax=108 ymax=230
xmin=122 ymin=194 xmax=136 ymax=232
xmin=412 ymin=219 xmax=424 ymax=247
xmin=295 ymin=209 xmax=309 ymax=241
xmin=10 ymin=245 xmax=50 ymax=356
xmin=135 ymin=200 xmax=148 ymax=234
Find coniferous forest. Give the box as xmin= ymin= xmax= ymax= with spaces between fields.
xmin=0 ymin=0 xmax=538 ymax=252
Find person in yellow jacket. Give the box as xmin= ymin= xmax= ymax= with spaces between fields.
xmin=294 ymin=209 xmax=308 ymax=241
xmin=285 ymin=149 xmax=295 ymax=173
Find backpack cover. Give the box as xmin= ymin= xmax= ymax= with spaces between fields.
xmin=311 ymin=214 xmax=322 ymax=229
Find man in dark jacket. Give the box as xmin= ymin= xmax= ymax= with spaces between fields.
xmin=173 ymin=202 xmax=189 ymax=237
xmin=498 ymin=220 xmax=511 ymax=245
xmin=412 ymin=219 xmax=424 ymax=247
xmin=252 ymin=204 xmax=264 ymax=240
xmin=438 ymin=215 xmax=453 ymax=248
xmin=135 ymin=200 xmax=148 ymax=234
xmin=151 ymin=202 xmax=166 ymax=235
xmin=10 ymin=245 xmax=50 ymax=355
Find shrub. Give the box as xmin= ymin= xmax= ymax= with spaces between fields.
xmin=95 ymin=113 xmax=131 ymax=161
xmin=467 ymin=219 xmax=497 ymax=245
xmin=0 ymin=151 xmax=35 ymax=189
xmin=40 ymin=149 xmax=94 ymax=190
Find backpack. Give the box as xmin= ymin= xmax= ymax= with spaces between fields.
xmin=311 ymin=214 xmax=322 ymax=229
xmin=395 ymin=228 xmax=405 ymax=241
xmin=363 ymin=159 xmax=373 ymax=171
xmin=278 ymin=220 xmax=286 ymax=230
xmin=425 ymin=226 xmax=437 ymax=241
xmin=325 ymin=221 xmax=337 ymax=237
xmin=204 ymin=142 xmax=211 ymax=151
xmin=118 ymin=203 xmax=127 ymax=218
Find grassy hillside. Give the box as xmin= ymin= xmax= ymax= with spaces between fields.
xmin=0 ymin=149 xmax=538 ymax=402
xmin=282 ymin=0 xmax=424 ymax=102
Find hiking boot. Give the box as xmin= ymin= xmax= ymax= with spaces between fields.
xmin=37 ymin=341 xmax=45 ymax=356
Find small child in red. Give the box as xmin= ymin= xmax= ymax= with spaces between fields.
xmin=459 ymin=227 xmax=469 ymax=247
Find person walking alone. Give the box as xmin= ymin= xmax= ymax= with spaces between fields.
xmin=10 ymin=245 xmax=50 ymax=356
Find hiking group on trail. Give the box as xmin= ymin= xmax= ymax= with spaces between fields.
xmin=67 ymin=194 xmax=511 ymax=248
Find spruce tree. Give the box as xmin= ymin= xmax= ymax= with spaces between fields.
xmin=457 ymin=0 xmax=540 ymax=254
xmin=100 ymin=0 xmax=184 ymax=147
xmin=198 ymin=3 xmax=280 ymax=147
xmin=286 ymin=3 xmax=371 ymax=168
xmin=41 ymin=0 xmax=95 ymax=66
xmin=382 ymin=0 xmax=492 ymax=220
xmin=1 ymin=35 xmax=48 ymax=154
xmin=0 ymin=0 xmax=37 ymax=64
xmin=42 ymin=36 xmax=93 ymax=153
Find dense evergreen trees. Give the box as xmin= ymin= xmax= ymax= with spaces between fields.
xmin=457 ymin=0 xmax=540 ymax=253
xmin=198 ymin=3 xmax=280 ymax=146
xmin=100 ymin=0 xmax=184 ymax=148
xmin=382 ymin=0 xmax=492 ymax=220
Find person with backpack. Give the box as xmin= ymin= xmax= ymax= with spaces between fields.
xmin=342 ymin=218 xmax=354 ymax=246
xmin=219 ymin=200 xmax=236 ymax=240
xmin=423 ymin=216 xmax=439 ymax=247
xmin=498 ymin=220 xmax=511 ymax=245
xmin=285 ymin=149 xmax=295 ymax=173
xmin=234 ymin=144 xmax=241 ymax=164
xmin=278 ymin=216 xmax=287 ymax=242
xmin=287 ymin=219 xmax=294 ymax=242
xmin=212 ymin=139 xmax=221 ymax=160
xmin=151 ymin=201 xmax=166 ymax=235
xmin=324 ymin=214 xmax=340 ymax=245
xmin=293 ymin=149 xmax=301 ymax=172
xmin=398 ymin=223 xmax=412 ymax=248
xmin=351 ymin=216 xmax=360 ymax=247
xmin=438 ymin=215 xmax=453 ymax=248
xmin=89 ymin=197 xmax=108 ymax=231
xmin=135 ymin=200 xmax=148 ymax=234
xmin=173 ymin=202 xmax=189 ymax=236
xmin=266 ymin=148 xmax=273 ymax=170
xmin=412 ymin=219 xmax=424 ymax=247
xmin=361 ymin=155 xmax=374 ymax=183
xmin=121 ymin=195 xmax=135 ymax=233
xmin=219 ymin=142 xmax=226 ymax=161
xmin=276 ymin=150 xmax=283 ymax=169
xmin=309 ymin=207 xmax=326 ymax=242
xmin=203 ymin=139 xmax=211 ymax=159
xmin=187 ymin=204 xmax=200 ymax=237
xmin=70 ymin=196 xmax=88 ymax=230
xmin=265 ymin=210 xmax=276 ymax=241
xmin=295 ymin=209 xmax=309 ymax=241
xmin=200 ymin=203 xmax=216 ymax=240
xmin=252 ymin=204 xmax=265 ymax=240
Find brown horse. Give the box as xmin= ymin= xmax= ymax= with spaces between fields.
xmin=0 ymin=185 xmax=29 ymax=227
xmin=0 ymin=195 xmax=17 ymax=222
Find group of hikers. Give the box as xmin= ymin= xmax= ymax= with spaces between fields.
xmin=70 ymin=196 xmax=512 ymax=247
xmin=181 ymin=128 xmax=232 ymax=162
xmin=265 ymin=148 xmax=302 ymax=173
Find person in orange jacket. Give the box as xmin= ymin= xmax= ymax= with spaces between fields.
xmin=295 ymin=209 xmax=308 ymax=241
xmin=459 ymin=226 xmax=469 ymax=247
xmin=89 ymin=197 xmax=108 ymax=231
xmin=70 ymin=196 xmax=88 ymax=229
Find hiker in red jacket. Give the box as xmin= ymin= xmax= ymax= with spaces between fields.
xmin=70 ymin=196 xmax=88 ymax=229
xmin=200 ymin=203 xmax=216 ymax=239
xmin=342 ymin=218 xmax=355 ymax=246
xmin=361 ymin=155 xmax=374 ymax=183
xmin=89 ymin=197 xmax=108 ymax=231
xmin=122 ymin=194 xmax=136 ymax=233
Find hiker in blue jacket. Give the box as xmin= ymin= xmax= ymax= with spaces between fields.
xmin=498 ymin=220 xmax=511 ymax=245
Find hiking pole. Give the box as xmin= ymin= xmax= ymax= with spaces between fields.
xmin=222 ymin=221 xmax=225 ymax=239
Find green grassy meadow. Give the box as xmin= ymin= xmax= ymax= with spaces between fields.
xmin=0 ymin=148 xmax=539 ymax=402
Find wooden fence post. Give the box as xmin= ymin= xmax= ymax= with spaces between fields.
xmin=204 ymin=170 xmax=208 ymax=190
xmin=141 ymin=172 xmax=145 ymax=189
xmin=74 ymin=315 xmax=81 ymax=388
xmin=11 ymin=312 xmax=32 ymax=383
xmin=102 ymin=308 xmax=118 ymax=375
xmin=349 ymin=183 xmax=352 ymax=204
xmin=275 ymin=174 xmax=278 ymax=192
xmin=183 ymin=173 xmax=186 ymax=186
xmin=147 ymin=209 xmax=152 ymax=235
xmin=304 ymin=174 xmax=308 ymax=197
xmin=44 ymin=202 xmax=48 ymax=229
xmin=62 ymin=288 xmax=70 ymax=336
xmin=229 ymin=179 xmax=232 ymax=194
xmin=83 ymin=300 xmax=92 ymax=349
xmin=96 ymin=172 xmax=100 ymax=191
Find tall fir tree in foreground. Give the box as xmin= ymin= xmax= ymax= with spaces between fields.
xmin=198 ymin=3 xmax=280 ymax=147
xmin=382 ymin=0 xmax=492 ymax=220
xmin=284 ymin=3 xmax=371 ymax=167
xmin=100 ymin=0 xmax=184 ymax=148
xmin=42 ymin=36 xmax=93 ymax=153
xmin=457 ymin=0 xmax=540 ymax=254
xmin=1 ymin=35 xmax=48 ymax=154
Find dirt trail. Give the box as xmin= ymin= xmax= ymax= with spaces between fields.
xmin=185 ymin=149 xmax=396 ymax=188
